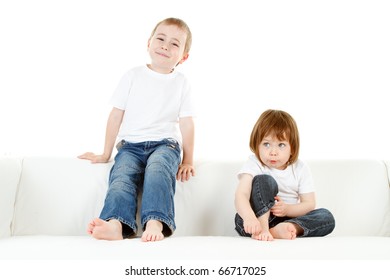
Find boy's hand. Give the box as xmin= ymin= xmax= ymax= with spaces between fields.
xmin=176 ymin=163 xmax=195 ymax=182
xmin=78 ymin=152 xmax=110 ymax=164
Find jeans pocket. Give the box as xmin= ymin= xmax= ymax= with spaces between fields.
xmin=165 ymin=138 xmax=181 ymax=153
xmin=116 ymin=139 xmax=126 ymax=151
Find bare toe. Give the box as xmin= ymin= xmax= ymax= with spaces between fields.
xmin=141 ymin=220 xmax=164 ymax=242
xmin=89 ymin=218 xmax=123 ymax=240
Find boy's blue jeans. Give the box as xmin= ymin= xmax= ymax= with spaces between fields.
xmin=99 ymin=138 xmax=181 ymax=238
xmin=235 ymin=174 xmax=336 ymax=237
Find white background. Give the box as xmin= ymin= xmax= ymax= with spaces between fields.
xmin=1 ymin=0 xmax=389 ymax=161
xmin=0 ymin=260 xmax=388 ymax=280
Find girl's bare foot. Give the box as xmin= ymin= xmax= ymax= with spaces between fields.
xmin=269 ymin=222 xmax=300 ymax=240
xmin=252 ymin=230 xmax=274 ymax=241
xmin=141 ymin=220 xmax=164 ymax=242
xmin=87 ymin=218 xmax=123 ymax=240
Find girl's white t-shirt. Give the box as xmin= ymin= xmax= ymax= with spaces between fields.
xmin=238 ymin=155 xmax=315 ymax=204
xmin=110 ymin=65 xmax=195 ymax=145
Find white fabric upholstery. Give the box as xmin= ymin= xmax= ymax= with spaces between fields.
xmin=1 ymin=235 xmax=389 ymax=260
xmin=0 ymin=157 xmax=22 ymax=238
xmin=12 ymin=157 xmax=113 ymax=236
xmin=0 ymin=156 xmax=389 ymax=260
xmin=309 ymin=159 xmax=390 ymax=236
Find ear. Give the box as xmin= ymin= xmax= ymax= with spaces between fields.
xmin=178 ymin=53 xmax=189 ymax=64
xmin=147 ymin=39 xmax=151 ymax=49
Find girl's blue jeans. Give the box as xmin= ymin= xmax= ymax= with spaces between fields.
xmin=235 ymin=174 xmax=336 ymax=237
xmin=99 ymin=138 xmax=181 ymax=238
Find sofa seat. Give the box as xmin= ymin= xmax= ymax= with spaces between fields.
xmin=1 ymin=235 xmax=389 ymax=260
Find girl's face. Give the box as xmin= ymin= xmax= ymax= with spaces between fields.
xmin=259 ymin=133 xmax=291 ymax=170
xmin=147 ymin=23 xmax=188 ymax=74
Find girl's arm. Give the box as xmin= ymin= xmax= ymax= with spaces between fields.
xmin=177 ymin=116 xmax=195 ymax=181
xmin=78 ymin=107 xmax=124 ymax=163
xmin=271 ymin=192 xmax=316 ymax=218
xmin=235 ymin=174 xmax=261 ymax=235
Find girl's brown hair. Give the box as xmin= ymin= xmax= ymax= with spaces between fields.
xmin=249 ymin=109 xmax=300 ymax=166
xmin=149 ymin=17 xmax=192 ymax=56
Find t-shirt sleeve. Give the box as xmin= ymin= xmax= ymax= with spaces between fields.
xmin=179 ymin=78 xmax=196 ymax=118
xmin=109 ymin=71 xmax=133 ymax=110
xmin=298 ymin=161 xmax=315 ymax=194
xmin=238 ymin=155 xmax=262 ymax=179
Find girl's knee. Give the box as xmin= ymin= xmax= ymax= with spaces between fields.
xmin=322 ymin=208 xmax=335 ymax=224
xmin=252 ymin=174 xmax=278 ymax=195
xmin=317 ymin=208 xmax=334 ymax=218
xmin=313 ymin=208 xmax=336 ymax=231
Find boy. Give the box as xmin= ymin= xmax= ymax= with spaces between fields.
xmin=79 ymin=18 xmax=195 ymax=242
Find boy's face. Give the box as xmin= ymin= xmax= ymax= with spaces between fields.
xmin=147 ymin=23 xmax=188 ymax=73
xmin=259 ymin=133 xmax=291 ymax=170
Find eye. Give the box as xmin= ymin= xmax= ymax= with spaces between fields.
xmin=157 ymin=37 xmax=164 ymax=41
xmin=279 ymin=143 xmax=286 ymax=148
xmin=263 ymin=142 xmax=270 ymax=148
xmin=172 ymin=43 xmax=179 ymax=47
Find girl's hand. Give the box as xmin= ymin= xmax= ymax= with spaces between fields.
xmin=271 ymin=196 xmax=288 ymax=217
xmin=244 ymin=217 xmax=261 ymax=235
xmin=176 ymin=163 xmax=195 ymax=182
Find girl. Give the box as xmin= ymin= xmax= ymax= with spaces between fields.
xmin=234 ymin=109 xmax=335 ymax=241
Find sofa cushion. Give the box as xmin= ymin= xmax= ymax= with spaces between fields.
xmin=308 ymin=159 xmax=390 ymax=236
xmin=0 ymin=157 xmax=22 ymax=238
xmin=12 ymin=157 xmax=113 ymax=236
xmin=174 ymin=160 xmax=242 ymax=237
xmin=176 ymin=159 xmax=390 ymax=237
xmin=9 ymin=157 xmax=390 ymax=238
xmin=383 ymin=161 xmax=390 ymax=236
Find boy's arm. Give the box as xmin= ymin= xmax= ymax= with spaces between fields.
xmin=177 ymin=116 xmax=195 ymax=181
xmin=78 ymin=107 xmax=124 ymax=163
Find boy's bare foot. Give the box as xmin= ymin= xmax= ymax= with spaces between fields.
xmin=269 ymin=222 xmax=300 ymax=240
xmin=141 ymin=220 xmax=164 ymax=242
xmin=252 ymin=230 xmax=274 ymax=241
xmin=87 ymin=218 xmax=123 ymax=240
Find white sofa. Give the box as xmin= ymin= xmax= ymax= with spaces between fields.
xmin=1 ymin=156 xmax=390 ymax=261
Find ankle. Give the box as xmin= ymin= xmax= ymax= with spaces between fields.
xmin=146 ymin=220 xmax=163 ymax=229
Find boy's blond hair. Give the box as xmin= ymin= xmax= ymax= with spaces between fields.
xmin=149 ymin=17 xmax=192 ymax=55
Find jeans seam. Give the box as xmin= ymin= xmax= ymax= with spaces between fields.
xmin=254 ymin=201 xmax=275 ymax=218
xmin=102 ymin=216 xmax=137 ymax=233
xmin=288 ymin=219 xmax=335 ymax=237
xmin=142 ymin=215 xmax=175 ymax=229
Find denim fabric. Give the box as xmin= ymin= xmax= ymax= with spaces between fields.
xmin=235 ymin=174 xmax=335 ymax=238
xmin=99 ymin=138 xmax=181 ymax=238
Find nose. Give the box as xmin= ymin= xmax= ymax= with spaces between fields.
xmin=269 ymin=146 xmax=277 ymax=155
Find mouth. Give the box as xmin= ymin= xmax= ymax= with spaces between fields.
xmin=155 ymin=51 xmax=169 ymax=58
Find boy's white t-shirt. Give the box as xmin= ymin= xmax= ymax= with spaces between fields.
xmin=110 ymin=65 xmax=195 ymax=145
xmin=238 ymin=155 xmax=315 ymax=204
